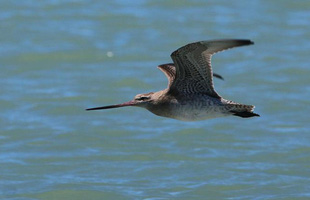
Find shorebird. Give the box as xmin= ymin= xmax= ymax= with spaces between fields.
xmin=86 ymin=39 xmax=259 ymax=121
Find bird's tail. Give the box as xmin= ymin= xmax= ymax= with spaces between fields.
xmin=226 ymin=103 xmax=260 ymax=118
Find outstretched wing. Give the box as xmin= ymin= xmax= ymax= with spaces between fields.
xmin=169 ymin=39 xmax=254 ymax=98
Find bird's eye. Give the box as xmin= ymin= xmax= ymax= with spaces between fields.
xmin=136 ymin=96 xmax=149 ymax=101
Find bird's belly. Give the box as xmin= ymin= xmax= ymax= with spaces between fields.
xmin=148 ymin=101 xmax=229 ymax=121
xmin=171 ymin=106 xmax=229 ymax=121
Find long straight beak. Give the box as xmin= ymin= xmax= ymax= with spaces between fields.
xmin=86 ymin=100 xmax=135 ymax=111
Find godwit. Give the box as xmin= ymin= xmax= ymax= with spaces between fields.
xmin=86 ymin=39 xmax=259 ymax=121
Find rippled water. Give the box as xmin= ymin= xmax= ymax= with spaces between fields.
xmin=1 ymin=0 xmax=310 ymax=199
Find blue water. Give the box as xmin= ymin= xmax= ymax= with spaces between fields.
xmin=1 ymin=0 xmax=310 ymax=199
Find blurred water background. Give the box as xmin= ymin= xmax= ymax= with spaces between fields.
xmin=1 ymin=0 xmax=310 ymax=199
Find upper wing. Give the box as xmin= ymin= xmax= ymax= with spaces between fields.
xmin=169 ymin=39 xmax=254 ymax=98
xmin=158 ymin=63 xmax=224 ymax=88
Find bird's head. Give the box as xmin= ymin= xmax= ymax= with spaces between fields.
xmin=132 ymin=92 xmax=154 ymax=107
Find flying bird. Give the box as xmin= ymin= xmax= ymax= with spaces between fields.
xmin=86 ymin=39 xmax=259 ymax=121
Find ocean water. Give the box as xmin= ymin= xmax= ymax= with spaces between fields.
xmin=1 ymin=0 xmax=310 ymax=199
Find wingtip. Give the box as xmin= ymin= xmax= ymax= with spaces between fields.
xmin=237 ymin=39 xmax=254 ymax=45
xmin=248 ymin=40 xmax=254 ymax=45
xmin=213 ymin=73 xmax=224 ymax=80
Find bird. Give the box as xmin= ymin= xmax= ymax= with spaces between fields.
xmin=86 ymin=39 xmax=259 ymax=121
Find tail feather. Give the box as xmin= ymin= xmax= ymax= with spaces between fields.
xmin=226 ymin=103 xmax=260 ymax=118
xmin=230 ymin=110 xmax=260 ymax=118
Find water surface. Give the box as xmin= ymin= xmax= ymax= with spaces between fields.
xmin=1 ymin=0 xmax=310 ymax=199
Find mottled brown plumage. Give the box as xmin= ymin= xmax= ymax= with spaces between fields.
xmin=87 ymin=39 xmax=259 ymax=121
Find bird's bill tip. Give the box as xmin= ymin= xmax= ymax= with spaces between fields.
xmin=86 ymin=100 xmax=136 ymax=111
